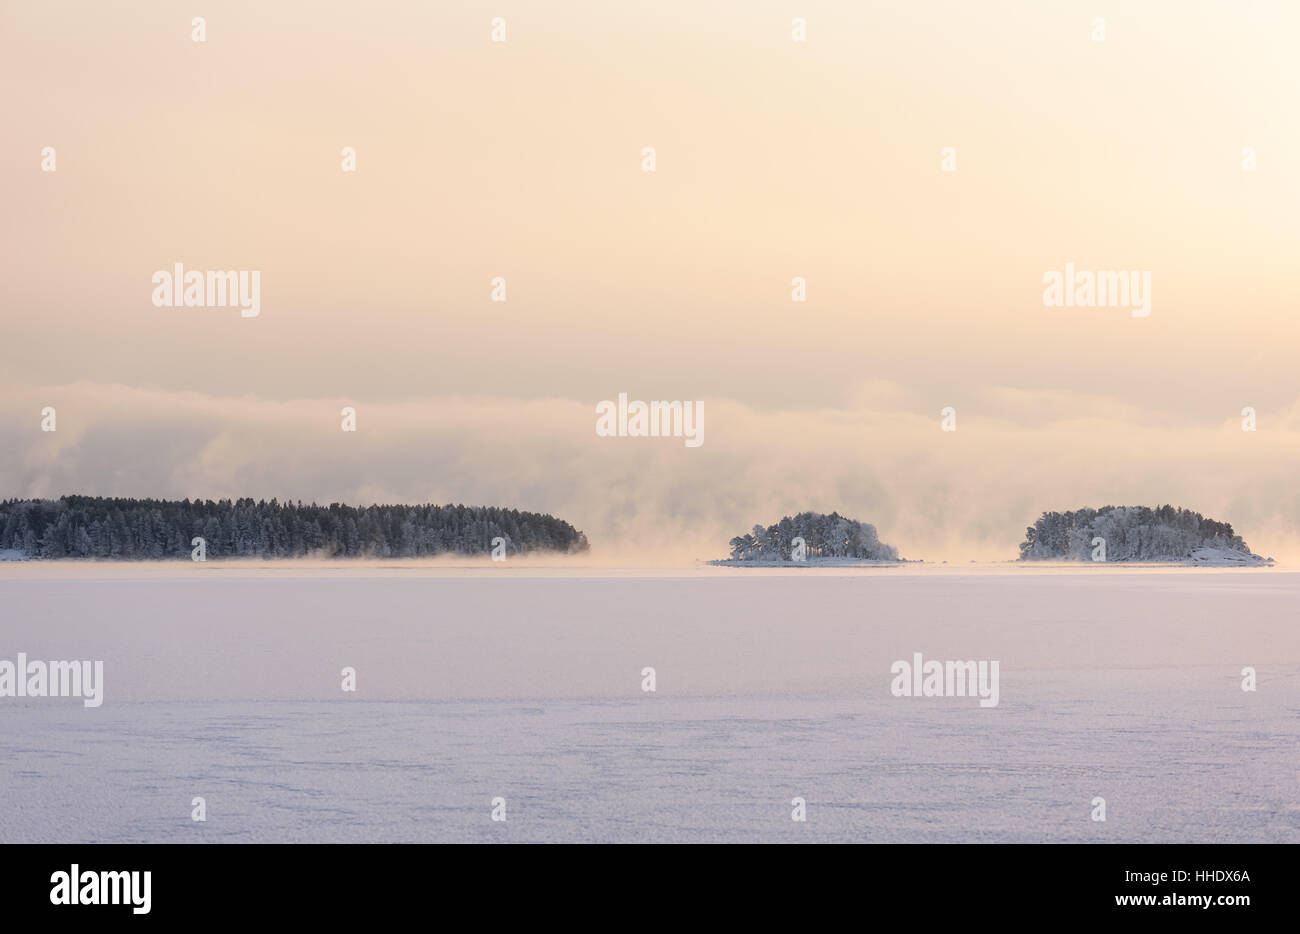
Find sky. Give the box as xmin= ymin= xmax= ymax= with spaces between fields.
xmin=2 ymin=0 xmax=1299 ymax=562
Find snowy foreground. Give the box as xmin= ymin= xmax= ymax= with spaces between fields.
xmin=0 ymin=564 xmax=1296 ymax=843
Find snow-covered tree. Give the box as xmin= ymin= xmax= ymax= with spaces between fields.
xmin=726 ymin=512 xmax=899 ymax=561
xmin=0 ymin=496 xmax=589 ymax=560
xmin=1018 ymin=505 xmax=1252 ymax=561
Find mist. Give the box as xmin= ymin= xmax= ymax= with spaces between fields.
xmin=4 ymin=381 xmax=1299 ymax=565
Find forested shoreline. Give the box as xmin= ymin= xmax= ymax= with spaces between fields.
xmin=0 ymin=496 xmax=589 ymax=559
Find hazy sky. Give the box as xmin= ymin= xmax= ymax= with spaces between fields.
xmin=3 ymin=1 xmax=1299 ymax=561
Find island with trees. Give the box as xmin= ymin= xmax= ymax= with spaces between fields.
xmin=1018 ymin=505 xmax=1270 ymax=565
xmin=0 ymin=495 xmax=589 ymax=560
xmin=714 ymin=511 xmax=902 ymax=565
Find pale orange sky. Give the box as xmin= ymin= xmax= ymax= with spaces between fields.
xmin=2 ymin=1 xmax=1298 ymax=561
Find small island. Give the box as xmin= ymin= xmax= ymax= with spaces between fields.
xmin=1018 ymin=505 xmax=1271 ymax=565
xmin=711 ymin=511 xmax=903 ymax=566
xmin=0 ymin=495 xmax=589 ymax=560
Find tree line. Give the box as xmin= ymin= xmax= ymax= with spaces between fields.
xmin=0 ymin=496 xmax=589 ymax=559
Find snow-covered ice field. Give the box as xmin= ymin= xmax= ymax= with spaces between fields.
xmin=1 ymin=564 xmax=1296 ymax=843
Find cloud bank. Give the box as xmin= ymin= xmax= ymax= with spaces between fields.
xmin=5 ymin=381 xmax=1300 ymax=564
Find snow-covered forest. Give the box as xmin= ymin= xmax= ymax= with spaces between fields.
xmin=726 ymin=511 xmax=900 ymax=562
xmin=0 ymin=496 xmax=589 ymax=559
xmin=1018 ymin=505 xmax=1254 ymax=561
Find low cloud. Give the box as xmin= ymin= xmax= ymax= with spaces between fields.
xmin=3 ymin=382 xmax=1299 ymax=564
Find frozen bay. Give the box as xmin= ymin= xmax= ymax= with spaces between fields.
xmin=1 ymin=565 xmax=1296 ymax=843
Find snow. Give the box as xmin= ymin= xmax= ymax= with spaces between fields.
xmin=1187 ymin=547 xmax=1272 ymax=566
xmin=709 ymin=557 xmax=906 ymax=567
xmin=0 ymin=564 xmax=1296 ymax=842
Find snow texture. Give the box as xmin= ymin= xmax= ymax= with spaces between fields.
xmin=0 ymin=566 xmax=1295 ymax=842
